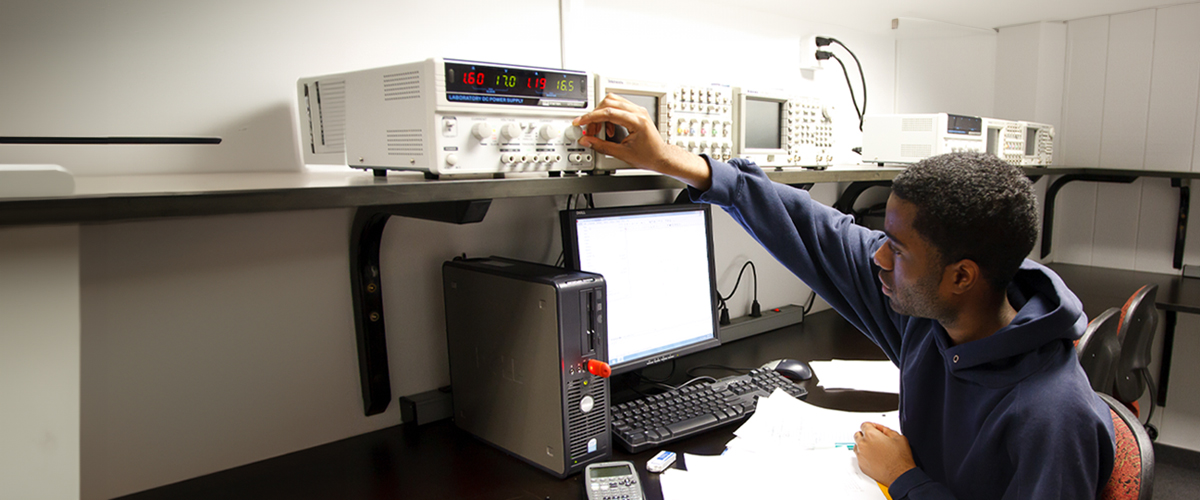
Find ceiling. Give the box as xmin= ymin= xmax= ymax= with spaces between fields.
xmin=737 ymin=0 xmax=1199 ymax=33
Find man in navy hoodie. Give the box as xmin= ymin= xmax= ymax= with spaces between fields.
xmin=573 ymin=95 xmax=1116 ymax=499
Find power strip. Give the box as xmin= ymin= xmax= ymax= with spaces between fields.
xmin=718 ymin=304 xmax=806 ymax=343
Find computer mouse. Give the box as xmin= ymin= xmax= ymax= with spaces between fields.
xmin=761 ymin=358 xmax=813 ymax=381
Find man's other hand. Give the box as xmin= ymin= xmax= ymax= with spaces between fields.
xmin=854 ymin=421 xmax=917 ymax=487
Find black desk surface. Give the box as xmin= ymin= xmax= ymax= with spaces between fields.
xmin=1047 ymin=262 xmax=1200 ymax=316
xmin=118 ymin=309 xmax=894 ymax=500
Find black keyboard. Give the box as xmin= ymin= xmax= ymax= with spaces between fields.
xmin=610 ymin=368 xmax=807 ymax=453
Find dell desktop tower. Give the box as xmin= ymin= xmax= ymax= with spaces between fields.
xmin=442 ymin=257 xmax=611 ymax=477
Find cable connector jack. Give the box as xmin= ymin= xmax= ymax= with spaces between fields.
xmin=815 ymin=36 xmax=835 ymax=47
xmin=815 ymin=50 xmax=834 ymax=61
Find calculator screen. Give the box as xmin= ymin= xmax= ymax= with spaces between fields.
xmin=591 ymin=464 xmax=632 ymax=478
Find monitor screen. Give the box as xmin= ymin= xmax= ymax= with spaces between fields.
xmin=744 ymin=97 xmax=783 ymax=149
xmin=561 ymin=204 xmax=720 ymax=374
xmin=616 ymin=93 xmax=660 ymax=128
xmin=1024 ymin=127 xmax=1038 ymax=156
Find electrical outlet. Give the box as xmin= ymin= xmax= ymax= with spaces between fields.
xmin=799 ymin=35 xmax=824 ymax=71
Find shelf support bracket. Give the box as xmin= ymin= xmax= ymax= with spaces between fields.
xmin=832 ymin=181 xmax=892 ymax=227
xmin=349 ymin=200 xmax=492 ymax=416
xmin=1040 ymin=174 xmax=1138 ymax=259
xmin=1172 ymin=178 xmax=1190 ymax=270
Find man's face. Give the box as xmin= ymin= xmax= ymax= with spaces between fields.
xmin=873 ymin=194 xmax=950 ymax=320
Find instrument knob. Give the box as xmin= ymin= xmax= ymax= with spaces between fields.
xmin=500 ymin=123 xmax=523 ymax=141
xmin=471 ymin=122 xmax=494 ymax=140
xmin=564 ymin=125 xmax=585 ymax=142
xmin=538 ymin=124 xmax=562 ymax=141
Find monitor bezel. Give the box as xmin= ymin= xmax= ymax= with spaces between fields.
xmin=560 ymin=203 xmax=722 ymax=375
xmin=736 ymin=93 xmax=788 ymax=157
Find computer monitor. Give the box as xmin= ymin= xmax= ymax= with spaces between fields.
xmin=733 ymin=87 xmax=790 ymax=167
xmin=561 ymin=203 xmax=721 ymax=374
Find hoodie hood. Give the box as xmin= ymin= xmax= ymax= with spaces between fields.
xmin=936 ymin=259 xmax=1087 ymax=387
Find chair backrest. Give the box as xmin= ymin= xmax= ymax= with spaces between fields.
xmin=1113 ymin=284 xmax=1159 ymax=405
xmin=1098 ymin=392 xmax=1155 ymax=500
xmin=1078 ymin=307 xmax=1122 ymax=395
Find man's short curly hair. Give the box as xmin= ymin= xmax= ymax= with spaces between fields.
xmin=890 ymin=152 xmax=1038 ymax=291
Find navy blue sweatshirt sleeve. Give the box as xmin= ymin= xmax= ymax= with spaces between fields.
xmin=889 ymin=467 xmax=953 ymax=499
xmin=689 ymin=156 xmax=905 ymax=362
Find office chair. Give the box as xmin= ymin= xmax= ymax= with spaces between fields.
xmin=1112 ymin=284 xmax=1159 ymax=440
xmin=1077 ymin=307 xmax=1122 ymax=395
xmin=1098 ymin=392 xmax=1155 ymax=500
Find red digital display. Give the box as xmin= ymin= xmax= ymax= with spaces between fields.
xmin=444 ymin=62 xmax=587 ymax=103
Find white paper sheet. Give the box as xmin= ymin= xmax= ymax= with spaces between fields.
xmin=656 ymin=390 xmax=897 ymax=500
xmin=809 ymin=359 xmax=901 ymax=394
xmin=731 ymin=388 xmax=900 ymax=449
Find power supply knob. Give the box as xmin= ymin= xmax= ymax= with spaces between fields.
xmin=538 ymin=124 xmax=562 ymax=141
xmin=471 ymin=122 xmax=494 ymax=140
xmin=445 ymin=154 xmax=458 ymax=167
xmin=564 ymin=125 xmax=585 ymax=142
xmin=500 ymin=123 xmax=523 ymax=141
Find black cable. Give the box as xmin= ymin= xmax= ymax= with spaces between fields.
xmin=830 ymin=39 xmax=867 ymax=127
xmin=671 ymin=376 xmax=718 ymax=391
xmin=685 ymin=364 xmax=753 ymax=378
xmin=829 ymin=53 xmax=863 ymax=131
xmin=803 ymin=290 xmax=817 ymax=315
xmin=719 ymin=261 xmax=758 ymax=304
xmin=718 ymin=261 xmax=760 ymax=323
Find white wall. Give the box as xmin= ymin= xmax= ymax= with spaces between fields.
xmin=0 ymin=0 xmax=900 ymax=498
xmin=0 ymin=226 xmax=81 ymax=500
xmin=894 ymin=21 xmax=997 ymax=118
xmin=1051 ymin=4 xmax=1200 ymax=450
xmin=1054 ymin=6 xmax=1200 ymax=273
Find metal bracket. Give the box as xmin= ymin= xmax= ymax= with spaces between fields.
xmin=350 ymin=200 xmax=492 ymax=415
xmin=1159 ymin=310 xmax=1177 ymax=406
xmin=1172 ymin=178 xmax=1190 ymax=269
xmin=1040 ymin=174 xmax=1138 ymax=259
xmin=832 ymin=181 xmax=892 ymax=227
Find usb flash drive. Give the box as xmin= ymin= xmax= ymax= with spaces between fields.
xmin=646 ymin=450 xmax=676 ymax=473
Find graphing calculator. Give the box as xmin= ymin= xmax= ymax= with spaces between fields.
xmin=584 ymin=461 xmax=645 ymax=500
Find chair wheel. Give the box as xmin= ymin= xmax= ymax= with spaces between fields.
xmin=1145 ymin=423 xmax=1158 ymax=441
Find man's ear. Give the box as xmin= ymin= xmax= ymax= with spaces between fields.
xmin=946 ymin=259 xmax=981 ymax=295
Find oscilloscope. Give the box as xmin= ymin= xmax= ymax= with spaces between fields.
xmin=593 ymin=76 xmax=734 ymax=170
